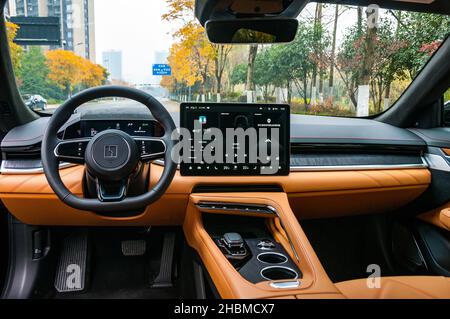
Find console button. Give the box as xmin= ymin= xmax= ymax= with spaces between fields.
xmin=257 ymin=239 xmax=276 ymax=250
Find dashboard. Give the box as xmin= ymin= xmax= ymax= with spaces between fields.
xmin=0 ymin=102 xmax=444 ymax=226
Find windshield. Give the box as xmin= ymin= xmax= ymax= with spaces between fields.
xmin=4 ymin=0 xmax=450 ymax=117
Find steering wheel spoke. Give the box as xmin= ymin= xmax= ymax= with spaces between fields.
xmin=54 ymin=138 xmax=91 ymax=164
xmin=96 ymin=178 xmax=128 ymax=202
xmin=133 ymin=137 xmax=167 ymax=162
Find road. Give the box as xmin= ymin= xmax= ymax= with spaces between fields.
xmin=47 ymin=97 xmax=181 ymax=114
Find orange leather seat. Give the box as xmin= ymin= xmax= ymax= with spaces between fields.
xmin=335 ymin=276 xmax=450 ymax=299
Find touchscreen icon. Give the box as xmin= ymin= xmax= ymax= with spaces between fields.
xmin=198 ymin=116 xmax=207 ymax=124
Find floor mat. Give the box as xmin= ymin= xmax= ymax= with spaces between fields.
xmin=54 ymin=227 xmax=182 ymax=299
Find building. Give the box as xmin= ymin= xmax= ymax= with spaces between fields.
xmin=6 ymin=0 xmax=96 ymax=62
xmin=102 ymin=50 xmax=122 ymax=81
xmin=154 ymin=50 xmax=168 ymax=65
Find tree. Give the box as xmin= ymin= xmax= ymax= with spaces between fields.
xmin=162 ymin=0 xmax=231 ymax=99
xmin=46 ymin=50 xmax=106 ymax=97
xmin=369 ymin=18 xmax=408 ymax=112
xmin=230 ymin=63 xmax=247 ymax=86
xmin=245 ymin=45 xmax=258 ymax=94
xmin=177 ymin=22 xmax=216 ymax=96
xmin=162 ymin=0 xmax=194 ymax=22
xmin=19 ymin=47 xmax=49 ymax=95
xmin=213 ymin=44 xmax=232 ymax=94
xmin=81 ymin=60 xmax=108 ymax=88
xmin=328 ymin=5 xmax=339 ymax=98
xmin=5 ymin=21 xmax=23 ymax=78
xmin=393 ymin=11 xmax=450 ymax=78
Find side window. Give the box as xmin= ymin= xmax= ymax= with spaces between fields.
xmin=444 ymin=88 xmax=450 ymax=127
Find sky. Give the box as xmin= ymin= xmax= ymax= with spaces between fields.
xmin=94 ymin=0 xmax=182 ymax=84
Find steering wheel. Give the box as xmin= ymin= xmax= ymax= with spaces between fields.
xmin=41 ymin=86 xmax=177 ymax=213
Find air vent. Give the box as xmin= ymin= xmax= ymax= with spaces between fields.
xmin=2 ymin=143 xmax=42 ymax=160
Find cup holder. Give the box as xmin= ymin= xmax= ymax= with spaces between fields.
xmin=260 ymin=266 xmax=298 ymax=281
xmin=257 ymin=252 xmax=288 ymax=264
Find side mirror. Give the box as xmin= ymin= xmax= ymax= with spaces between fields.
xmin=205 ymin=18 xmax=298 ymax=44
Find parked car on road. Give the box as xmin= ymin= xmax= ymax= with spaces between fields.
xmin=22 ymin=94 xmax=47 ymax=111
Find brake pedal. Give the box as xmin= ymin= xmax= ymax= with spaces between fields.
xmin=151 ymin=232 xmax=176 ymax=288
xmin=121 ymin=239 xmax=146 ymax=256
xmin=54 ymin=232 xmax=88 ymax=293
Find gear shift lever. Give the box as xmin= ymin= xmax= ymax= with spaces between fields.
xmin=223 ymin=232 xmax=244 ymax=249
xmin=216 ymin=232 xmax=248 ymax=260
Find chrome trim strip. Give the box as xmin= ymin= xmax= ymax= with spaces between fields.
xmin=256 ymin=252 xmax=288 ymax=265
xmin=153 ymin=157 xmax=428 ymax=171
xmin=132 ymin=137 xmax=167 ymax=160
xmin=269 ymin=280 xmax=300 ymax=289
xmin=0 ymin=161 xmax=75 ymax=174
xmin=289 ymin=158 xmax=428 ymax=171
xmin=196 ymin=202 xmax=276 ymax=215
xmin=260 ymin=266 xmax=298 ymax=281
xmin=424 ymin=153 xmax=450 ymax=172
xmin=54 ymin=138 xmax=91 ymax=160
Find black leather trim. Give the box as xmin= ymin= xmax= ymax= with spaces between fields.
xmin=409 ymin=128 xmax=450 ymax=149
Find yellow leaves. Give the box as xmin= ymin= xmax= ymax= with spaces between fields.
xmin=46 ymin=50 xmax=83 ymax=91
xmin=5 ymin=21 xmax=19 ymax=43
xmin=82 ymin=61 xmax=107 ymax=87
xmin=46 ymin=50 xmax=106 ymax=92
xmin=162 ymin=0 xmax=194 ymax=22
xmin=5 ymin=21 xmax=23 ymax=76
xmin=163 ymin=18 xmax=216 ymax=88
xmin=160 ymin=75 xmax=175 ymax=90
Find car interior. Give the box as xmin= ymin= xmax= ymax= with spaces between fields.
xmin=0 ymin=0 xmax=449 ymax=300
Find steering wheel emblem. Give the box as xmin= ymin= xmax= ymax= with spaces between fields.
xmin=104 ymin=145 xmax=118 ymax=159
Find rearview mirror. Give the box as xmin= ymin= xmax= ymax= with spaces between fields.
xmin=205 ymin=18 xmax=299 ymax=44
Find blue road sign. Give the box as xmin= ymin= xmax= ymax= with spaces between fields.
xmin=152 ymin=64 xmax=171 ymax=76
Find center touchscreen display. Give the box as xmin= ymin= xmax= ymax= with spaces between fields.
xmin=179 ymin=103 xmax=289 ymax=176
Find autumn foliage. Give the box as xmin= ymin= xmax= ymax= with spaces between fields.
xmin=46 ymin=50 xmax=107 ymax=96
xmin=161 ymin=0 xmax=231 ymax=95
xmin=5 ymin=21 xmax=23 ymax=76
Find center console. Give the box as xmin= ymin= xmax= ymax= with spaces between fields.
xmin=183 ymin=192 xmax=344 ymax=299
xmin=203 ymin=211 xmax=302 ymax=286
xmin=180 ymin=104 xmax=343 ymax=298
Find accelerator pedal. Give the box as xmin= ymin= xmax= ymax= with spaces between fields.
xmin=54 ymin=232 xmax=88 ymax=293
xmin=151 ymin=232 xmax=176 ymax=288
xmin=121 ymin=240 xmax=146 ymax=256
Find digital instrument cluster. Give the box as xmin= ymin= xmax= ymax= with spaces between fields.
xmin=62 ymin=119 xmax=164 ymax=139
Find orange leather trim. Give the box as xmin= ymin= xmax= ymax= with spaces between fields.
xmin=296 ymin=293 xmax=345 ymax=299
xmin=0 ymin=165 xmax=188 ymax=225
xmin=442 ymin=148 xmax=450 ymax=156
xmin=0 ymin=164 xmax=430 ymax=225
xmin=418 ymin=202 xmax=450 ymax=231
xmin=335 ymin=276 xmax=450 ymax=299
xmin=0 ymin=193 xmax=187 ymax=226
xmin=0 ymin=165 xmax=84 ymax=195
xmin=289 ymin=186 xmax=428 ymax=219
xmin=183 ymin=192 xmax=340 ymax=299
xmin=150 ymin=164 xmax=430 ymax=195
